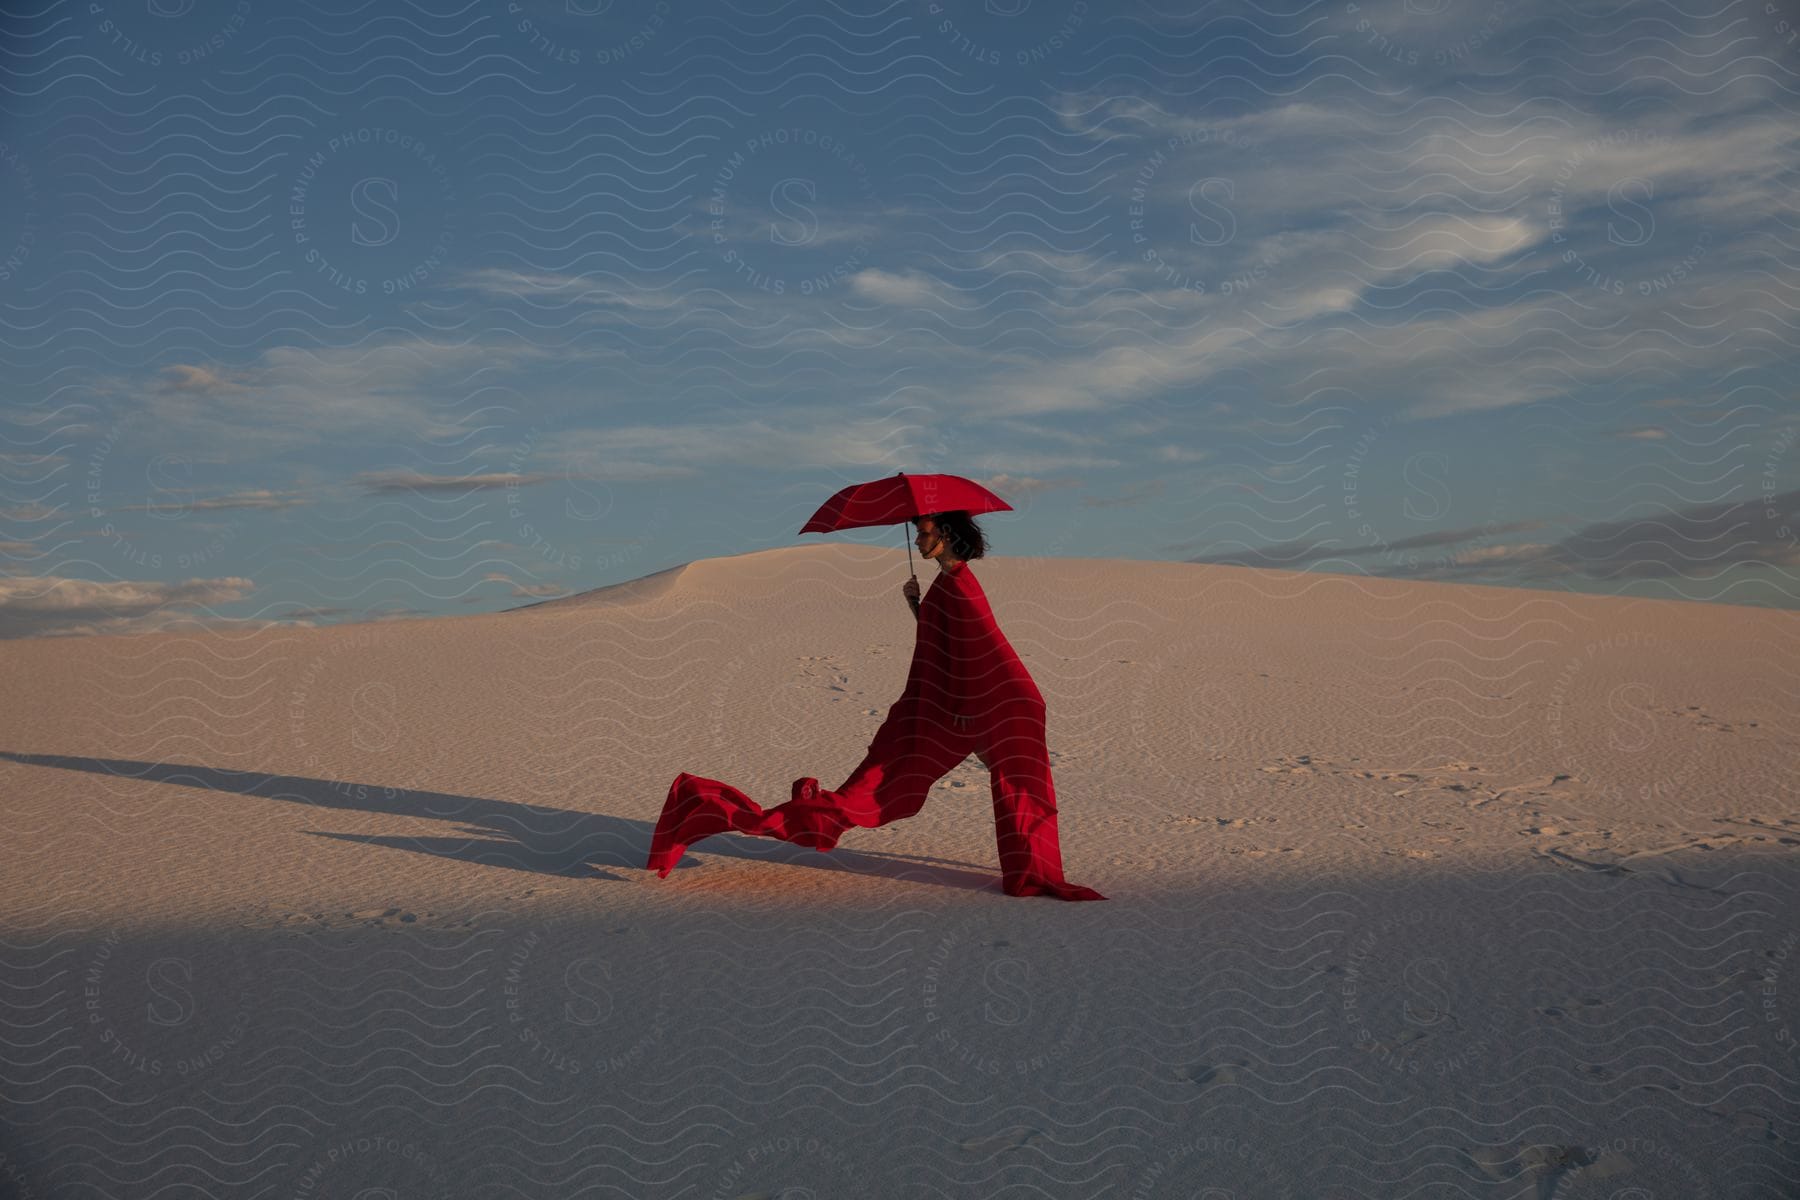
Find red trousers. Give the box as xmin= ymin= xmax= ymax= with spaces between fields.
xmin=647 ymin=693 xmax=1105 ymax=901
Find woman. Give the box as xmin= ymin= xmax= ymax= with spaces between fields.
xmin=646 ymin=511 xmax=1105 ymax=901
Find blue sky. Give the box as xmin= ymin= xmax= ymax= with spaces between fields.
xmin=1 ymin=0 xmax=1798 ymax=636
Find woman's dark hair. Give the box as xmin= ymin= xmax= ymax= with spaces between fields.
xmin=915 ymin=510 xmax=987 ymax=560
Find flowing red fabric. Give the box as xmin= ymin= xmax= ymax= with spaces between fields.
xmin=647 ymin=561 xmax=1105 ymax=901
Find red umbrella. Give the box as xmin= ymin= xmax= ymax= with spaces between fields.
xmin=799 ymin=470 xmax=1012 ymax=582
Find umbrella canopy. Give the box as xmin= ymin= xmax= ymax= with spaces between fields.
xmin=798 ymin=471 xmax=1012 ymax=535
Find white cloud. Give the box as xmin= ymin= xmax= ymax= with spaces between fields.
xmin=0 ymin=573 xmax=264 ymax=639
xmin=970 ymin=451 xmax=1123 ymax=473
xmin=529 ymin=413 xmax=935 ymax=476
xmin=1455 ymin=542 xmax=1551 ymax=565
xmin=158 ymin=364 xmax=245 ymax=394
xmin=97 ymin=337 xmax=550 ymax=458
xmin=355 ymin=470 xmax=555 ymax=494
xmin=112 ymin=488 xmax=310 ymax=513
xmin=1152 ymin=445 xmax=1211 ymax=463
xmin=943 ymin=91 xmax=1798 ymax=425
xmin=452 ymin=268 xmax=685 ymax=311
xmin=851 ymin=269 xmax=950 ymax=306
xmin=977 ymin=473 xmax=1083 ymax=495
xmin=1359 ymin=216 xmax=1543 ymax=274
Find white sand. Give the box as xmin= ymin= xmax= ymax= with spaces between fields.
xmin=1 ymin=542 xmax=1795 ymax=1197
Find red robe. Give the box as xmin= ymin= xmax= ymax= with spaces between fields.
xmin=646 ymin=560 xmax=1105 ymax=901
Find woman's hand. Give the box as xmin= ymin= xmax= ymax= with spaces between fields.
xmin=902 ymin=576 xmax=920 ymax=611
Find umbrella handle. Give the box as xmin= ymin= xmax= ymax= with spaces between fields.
xmin=904 ymin=524 xmax=921 ymax=617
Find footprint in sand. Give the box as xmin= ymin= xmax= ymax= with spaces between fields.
xmin=1168 ymin=815 xmax=1276 ymax=829
xmin=346 ymin=906 xmax=420 ymax=925
xmin=1465 ymin=772 xmax=1577 ymax=810
xmin=1465 ymin=1143 xmax=1595 ymax=1184
xmin=1466 ymin=1144 xmax=1518 ymax=1179
xmin=1535 ymin=995 xmax=1605 ymax=1019
xmin=1355 ymin=1027 xmax=1433 ymax=1056
xmin=270 ymin=911 xmax=327 ymax=930
xmin=957 ymin=1126 xmax=1045 ymax=1155
xmin=797 ymin=654 xmax=853 ymax=690
xmin=1351 ymin=762 xmax=1525 ymax=807
xmin=1618 ymin=826 xmax=1800 ymax=859
xmin=1534 ymin=848 xmax=1733 ymax=896
xmin=1174 ymin=1058 xmax=1249 ymax=1088
xmin=1670 ymin=705 xmax=1752 ymax=732
xmin=267 ymin=908 xmax=438 ymax=931
xmin=1720 ymin=814 xmax=1797 ymax=836
xmin=1537 ymin=847 xmax=1633 ymax=877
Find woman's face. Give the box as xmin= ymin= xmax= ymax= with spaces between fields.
xmin=914 ymin=518 xmax=948 ymax=560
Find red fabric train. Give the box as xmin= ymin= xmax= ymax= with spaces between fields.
xmin=647 ymin=559 xmax=1105 ymax=901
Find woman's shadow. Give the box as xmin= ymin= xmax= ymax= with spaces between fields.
xmin=0 ymin=751 xmax=996 ymax=890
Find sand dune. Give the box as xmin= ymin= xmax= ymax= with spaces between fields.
xmin=503 ymin=560 xmax=693 ymax=613
xmin=1 ymin=544 xmax=1795 ymax=1196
